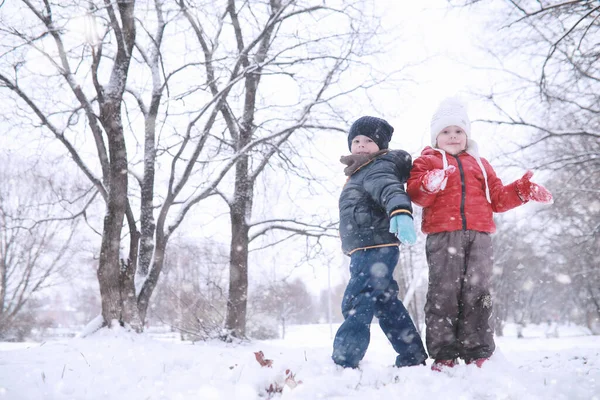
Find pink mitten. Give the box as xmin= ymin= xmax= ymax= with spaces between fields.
xmin=422 ymin=165 xmax=456 ymax=194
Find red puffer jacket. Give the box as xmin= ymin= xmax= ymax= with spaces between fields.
xmin=407 ymin=147 xmax=523 ymax=234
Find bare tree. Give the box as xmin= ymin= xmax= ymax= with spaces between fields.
xmin=177 ymin=0 xmax=388 ymax=338
xmin=491 ymin=216 xmax=556 ymax=334
xmin=318 ymin=281 xmax=346 ymax=324
xmin=0 ymin=0 xmax=138 ymax=330
xmin=250 ymin=278 xmax=316 ymax=339
xmin=148 ymin=238 xmax=229 ymax=340
xmin=544 ymin=158 xmax=600 ymax=332
xmin=0 ymin=155 xmax=78 ymax=340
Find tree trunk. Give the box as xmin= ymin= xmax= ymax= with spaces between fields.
xmin=138 ymin=89 xmax=160 ymax=279
xmin=225 ymin=157 xmax=251 ymax=337
xmin=134 ymin=110 xmax=158 ymax=326
xmin=97 ymin=117 xmax=128 ymax=327
xmin=94 ymin=0 xmax=138 ymax=330
xmin=137 ymin=227 xmax=167 ymax=324
xmin=122 ymin=207 xmax=142 ymax=331
xmin=224 ymin=35 xmax=258 ymax=336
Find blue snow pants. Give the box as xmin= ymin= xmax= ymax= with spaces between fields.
xmin=332 ymin=246 xmax=428 ymax=368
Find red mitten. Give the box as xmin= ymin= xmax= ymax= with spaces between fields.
xmin=422 ymin=165 xmax=456 ymax=194
xmin=515 ymin=171 xmax=553 ymax=204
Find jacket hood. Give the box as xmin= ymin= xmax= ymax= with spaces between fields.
xmin=420 ymin=146 xmax=468 ymax=157
xmin=419 ymin=146 xmax=491 ymax=203
xmin=420 ymin=146 xmax=438 ymax=156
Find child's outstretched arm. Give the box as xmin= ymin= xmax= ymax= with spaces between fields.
xmin=485 ymin=161 xmax=552 ymax=212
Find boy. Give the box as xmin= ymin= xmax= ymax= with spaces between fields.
xmin=332 ymin=116 xmax=428 ymax=369
xmin=407 ymin=98 xmax=552 ymax=371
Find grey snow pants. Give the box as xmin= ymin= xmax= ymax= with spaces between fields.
xmin=424 ymin=230 xmax=495 ymax=362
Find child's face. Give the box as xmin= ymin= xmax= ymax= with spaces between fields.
xmin=350 ymin=135 xmax=380 ymax=155
xmin=436 ymin=125 xmax=467 ymax=155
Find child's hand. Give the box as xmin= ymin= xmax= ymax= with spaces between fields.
xmin=422 ymin=165 xmax=456 ymax=194
xmin=389 ymin=214 xmax=417 ymax=245
xmin=516 ymin=171 xmax=553 ymax=204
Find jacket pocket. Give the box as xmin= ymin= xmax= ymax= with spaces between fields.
xmin=353 ymin=204 xmax=372 ymax=229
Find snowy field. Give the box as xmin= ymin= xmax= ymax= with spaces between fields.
xmin=0 ymin=323 xmax=598 ymax=400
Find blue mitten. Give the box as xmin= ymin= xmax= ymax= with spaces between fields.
xmin=389 ymin=214 xmax=417 ymax=245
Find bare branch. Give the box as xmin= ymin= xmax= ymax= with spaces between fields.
xmin=0 ymin=73 xmax=107 ymax=200
xmin=540 ymin=5 xmax=600 ymax=88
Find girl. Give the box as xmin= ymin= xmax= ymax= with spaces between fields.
xmin=407 ymin=98 xmax=552 ymax=371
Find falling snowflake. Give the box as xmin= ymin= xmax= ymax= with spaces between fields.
xmin=555 ymin=274 xmax=571 ymax=284
xmin=522 ymin=279 xmax=534 ymax=291
xmin=370 ymin=262 xmax=387 ymax=278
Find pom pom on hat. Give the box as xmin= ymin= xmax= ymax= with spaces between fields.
xmin=347 ymin=116 xmax=394 ymax=151
xmin=430 ymin=97 xmax=471 ymax=147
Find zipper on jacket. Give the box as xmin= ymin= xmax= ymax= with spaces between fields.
xmin=453 ymin=154 xmax=467 ymax=230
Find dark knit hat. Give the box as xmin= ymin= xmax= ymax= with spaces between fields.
xmin=347 ymin=116 xmax=394 ymax=151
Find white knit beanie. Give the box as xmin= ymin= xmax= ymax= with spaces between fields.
xmin=430 ymin=97 xmax=491 ymax=203
xmin=430 ymin=97 xmax=471 ymax=146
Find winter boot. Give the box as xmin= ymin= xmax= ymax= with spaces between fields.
xmin=431 ymin=359 xmax=458 ymax=372
xmin=466 ymin=358 xmax=488 ymax=368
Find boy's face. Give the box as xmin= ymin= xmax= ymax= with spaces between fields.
xmin=436 ymin=125 xmax=467 ymax=155
xmin=350 ymin=134 xmax=380 ymax=155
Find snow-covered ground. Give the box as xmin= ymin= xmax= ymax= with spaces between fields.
xmin=0 ymin=323 xmax=598 ymax=400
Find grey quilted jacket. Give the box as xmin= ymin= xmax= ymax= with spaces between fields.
xmin=339 ymin=150 xmax=413 ymax=254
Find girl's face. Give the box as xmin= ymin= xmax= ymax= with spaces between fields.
xmin=436 ymin=125 xmax=467 ymax=155
xmin=351 ymin=134 xmax=380 ymax=155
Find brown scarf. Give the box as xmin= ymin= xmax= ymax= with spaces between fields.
xmin=340 ymin=149 xmax=388 ymax=177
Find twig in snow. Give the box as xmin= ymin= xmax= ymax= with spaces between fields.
xmin=80 ymin=352 xmax=90 ymax=367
